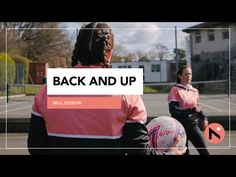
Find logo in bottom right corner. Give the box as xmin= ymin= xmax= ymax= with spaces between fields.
xmin=204 ymin=123 xmax=225 ymax=144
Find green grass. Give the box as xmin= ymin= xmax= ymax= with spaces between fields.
xmin=25 ymin=84 xmax=41 ymax=95
xmin=144 ymin=85 xmax=172 ymax=94
xmin=0 ymin=84 xmax=42 ymax=96
xmin=10 ymin=86 xmax=25 ymax=94
xmin=144 ymin=86 xmax=158 ymax=93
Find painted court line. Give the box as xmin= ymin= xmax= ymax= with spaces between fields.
xmin=0 ymin=105 xmax=32 ymax=114
xmin=216 ymin=99 xmax=236 ymax=106
xmin=0 ymin=102 xmax=29 ymax=108
xmin=199 ymin=102 xmax=223 ymax=112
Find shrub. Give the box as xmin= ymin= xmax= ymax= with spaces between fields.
xmin=0 ymin=53 xmax=16 ymax=89
xmin=9 ymin=51 xmax=31 ymax=84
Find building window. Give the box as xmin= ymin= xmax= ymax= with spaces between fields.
xmin=151 ymin=64 xmax=160 ymax=72
xmin=222 ymin=29 xmax=229 ymax=39
xmin=128 ymin=65 xmax=131 ymax=68
xmin=151 ymin=65 xmax=155 ymax=72
xmin=195 ymin=31 xmax=201 ymax=43
xmin=208 ymin=30 xmax=215 ymax=41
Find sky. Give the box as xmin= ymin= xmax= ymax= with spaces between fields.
xmin=62 ymin=22 xmax=202 ymax=58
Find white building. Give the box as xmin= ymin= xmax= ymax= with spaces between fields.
xmin=111 ymin=60 xmax=177 ymax=83
xmin=183 ymin=22 xmax=236 ymax=81
xmin=183 ymin=22 xmax=236 ymax=58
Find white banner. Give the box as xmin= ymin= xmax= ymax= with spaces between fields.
xmin=47 ymin=68 xmax=143 ymax=95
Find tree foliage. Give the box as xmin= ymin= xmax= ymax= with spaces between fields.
xmin=153 ymin=43 xmax=169 ymax=60
xmin=9 ymin=50 xmax=31 ymax=83
xmin=174 ymin=48 xmax=186 ymax=60
xmin=0 ymin=22 xmax=72 ymax=67
xmin=0 ymin=53 xmax=16 ymax=89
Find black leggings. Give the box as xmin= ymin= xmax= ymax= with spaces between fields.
xmin=184 ymin=126 xmax=210 ymax=155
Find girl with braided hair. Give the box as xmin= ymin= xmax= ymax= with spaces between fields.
xmin=28 ymin=22 xmax=186 ymax=155
xmin=71 ymin=22 xmax=113 ymax=68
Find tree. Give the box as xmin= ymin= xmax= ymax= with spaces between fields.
xmin=153 ymin=43 xmax=169 ymax=60
xmin=0 ymin=22 xmax=36 ymax=53
xmin=136 ymin=50 xmax=149 ymax=61
xmin=174 ymin=48 xmax=186 ymax=60
xmin=0 ymin=30 xmax=5 ymax=52
xmin=18 ymin=23 xmax=71 ymax=65
xmin=124 ymin=53 xmax=136 ymax=62
xmin=113 ymin=45 xmax=127 ymax=57
xmin=111 ymin=45 xmax=136 ymax=63
xmin=112 ymin=45 xmax=127 ymax=63
xmin=1 ymin=22 xmax=73 ymax=67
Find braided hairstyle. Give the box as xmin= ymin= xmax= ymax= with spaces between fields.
xmin=71 ymin=22 xmax=114 ymax=68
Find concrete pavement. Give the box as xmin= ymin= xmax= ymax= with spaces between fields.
xmin=0 ymin=94 xmax=236 ymax=132
xmin=0 ymin=93 xmax=234 ymax=155
xmin=0 ymin=132 xmax=236 ymax=155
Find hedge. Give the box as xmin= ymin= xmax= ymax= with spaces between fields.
xmin=9 ymin=52 xmax=30 ymax=84
xmin=0 ymin=53 xmax=16 ymax=89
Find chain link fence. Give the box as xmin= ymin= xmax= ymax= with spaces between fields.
xmin=1 ymin=27 xmax=235 ymax=97
xmin=142 ymin=27 xmax=235 ymax=97
xmin=0 ymin=60 xmax=41 ymax=102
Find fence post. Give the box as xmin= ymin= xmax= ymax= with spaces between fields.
xmin=7 ymin=84 xmax=9 ymax=103
xmin=228 ymin=76 xmax=230 ymax=99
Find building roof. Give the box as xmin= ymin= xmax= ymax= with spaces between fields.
xmin=182 ymin=22 xmax=232 ymax=33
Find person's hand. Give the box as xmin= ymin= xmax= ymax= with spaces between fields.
xmin=167 ymin=146 xmax=187 ymax=155
xmin=166 ymin=136 xmax=187 ymax=155
xmin=202 ymin=119 xmax=209 ymax=130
